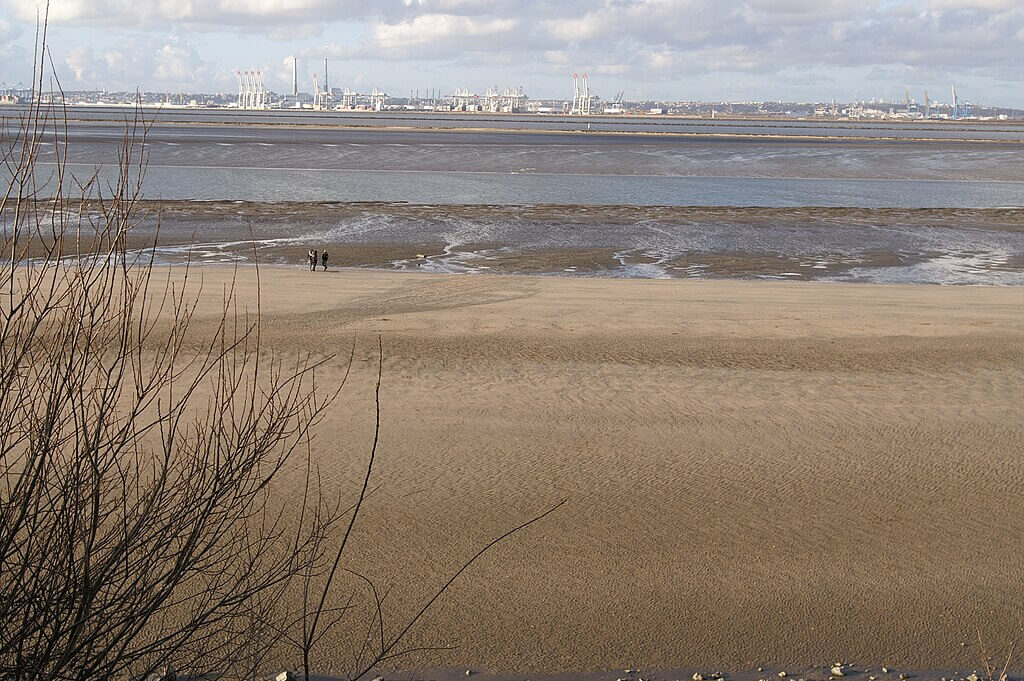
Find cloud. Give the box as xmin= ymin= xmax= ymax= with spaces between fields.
xmin=0 ymin=14 xmax=22 ymax=40
xmin=371 ymin=14 xmax=518 ymax=48
xmin=301 ymin=0 xmax=1023 ymax=86
xmin=64 ymin=46 xmax=112 ymax=82
xmin=153 ymin=39 xmax=204 ymax=82
xmin=0 ymin=13 xmax=30 ymax=81
xmin=61 ymin=35 xmax=209 ymax=90
xmin=302 ymin=12 xmax=523 ymax=62
xmin=0 ymin=0 xmax=396 ymax=30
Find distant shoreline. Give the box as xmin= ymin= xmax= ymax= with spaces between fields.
xmin=6 ymin=101 xmax=1023 ymax=126
xmin=4 ymin=104 xmax=1022 ymax=144
xmin=41 ymin=120 xmax=1024 ymax=145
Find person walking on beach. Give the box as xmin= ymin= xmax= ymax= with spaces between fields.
xmin=321 ymin=250 xmax=329 ymax=271
xmin=308 ymin=249 xmax=317 ymax=271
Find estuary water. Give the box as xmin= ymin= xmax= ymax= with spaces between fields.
xmin=17 ymin=119 xmax=1024 ymax=208
xmin=4 ymin=110 xmax=1024 ymax=283
xmin=46 ymin=163 xmax=1024 ymax=208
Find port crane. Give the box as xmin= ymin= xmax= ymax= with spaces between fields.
xmin=311 ymin=73 xmax=332 ymax=110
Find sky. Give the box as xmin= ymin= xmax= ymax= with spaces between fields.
xmin=0 ymin=0 xmax=1022 ymax=107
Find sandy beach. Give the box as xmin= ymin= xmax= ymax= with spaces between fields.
xmin=170 ymin=267 xmax=1023 ymax=675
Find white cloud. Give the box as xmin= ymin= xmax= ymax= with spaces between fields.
xmin=64 ymin=46 xmax=100 ymax=82
xmin=0 ymin=0 xmax=392 ymax=29
xmin=153 ymin=39 xmax=203 ymax=81
xmin=303 ymin=13 xmax=522 ymax=61
xmin=0 ymin=14 xmax=22 ymax=40
xmin=925 ymin=0 xmax=1020 ymax=8
xmin=61 ymin=35 xmax=208 ymax=90
xmin=371 ymin=13 xmax=518 ymax=48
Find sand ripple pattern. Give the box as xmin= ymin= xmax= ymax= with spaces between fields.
xmin=184 ymin=269 xmax=1024 ymax=673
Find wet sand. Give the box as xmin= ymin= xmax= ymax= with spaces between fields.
xmin=28 ymin=201 xmax=1024 ymax=284
xmin=167 ymin=267 xmax=1024 ymax=675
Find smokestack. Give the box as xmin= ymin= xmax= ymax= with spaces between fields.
xmin=292 ymin=56 xmax=298 ymax=97
xmin=324 ymin=57 xmax=328 ymax=93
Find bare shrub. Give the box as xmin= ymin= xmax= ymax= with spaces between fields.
xmin=0 ymin=24 xmax=332 ymax=681
xmin=1 ymin=21 xmax=564 ymax=681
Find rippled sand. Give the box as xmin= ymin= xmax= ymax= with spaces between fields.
xmin=166 ymin=267 xmax=1024 ymax=675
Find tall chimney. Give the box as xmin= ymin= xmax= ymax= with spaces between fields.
xmin=324 ymin=57 xmax=328 ymax=93
xmin=292 ymin=56 xmax=298 ymax=97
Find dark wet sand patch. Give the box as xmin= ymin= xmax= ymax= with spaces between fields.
xmin=6 ymin=201 xmax=1023 ymax=283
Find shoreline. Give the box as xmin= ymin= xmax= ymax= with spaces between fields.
xmin=9 ymin=202 xmax=1023 ymax=284
xmin=139 ymin=261 xmax=1024 ymax=288
xmin=39 ymin=200 xmax=1024 ymax=214
xmin=346 ymin=666 xmax=1015 ymax=681
xmin=40 ymin=119 xmax=1024 ymax=144
xmin=33 ymin=164 xmax=1024 ymax=185
xmin=30 ymin=201 xmax=1022 ymax=285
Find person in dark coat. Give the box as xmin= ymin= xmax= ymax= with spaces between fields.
xmin=321 ymin=250 xmax=329 ymax=271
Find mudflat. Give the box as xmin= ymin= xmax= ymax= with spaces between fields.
xmin=174 ymin=267 xmax=1024 ymax=674
xmin=39 ymin=201 xmax=1022 ymax=283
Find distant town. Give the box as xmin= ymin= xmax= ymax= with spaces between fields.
xmin=2 ymin=70 xmax=1021 ymax=121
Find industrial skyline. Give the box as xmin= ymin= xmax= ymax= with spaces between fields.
xmin=223 ymin=69 xmax=1001 ymax=120
xmin=6 ymin=58 xmax=1017 ymax=120
xmin=6 ymin=78 xmax=1018 ymax=122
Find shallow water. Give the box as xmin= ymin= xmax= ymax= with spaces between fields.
xmin=29 ymin=163 xmax=1024 ymax=208
xmin=96 ymin=202 xmax=1024 ymax=286
xmin=14 ymin=119 xmax=1022 ymax=207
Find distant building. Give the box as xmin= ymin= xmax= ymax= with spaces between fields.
xmin=279 ymin=93 xmax=313 ymax=108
